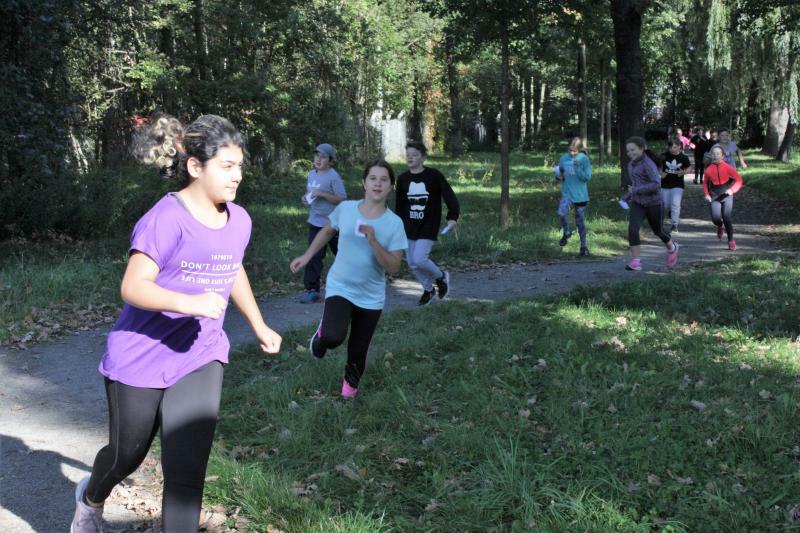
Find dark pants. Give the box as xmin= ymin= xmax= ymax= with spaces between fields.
xmin=316 ymin=296 xmax=382 ymax=388
xmin=85 ymin=362 xmax=223 ymax=532
xmin=628 ymin=202 xmax=671 ymax=246
xmin=694 ymin=155 xmax=705 ymax=182
xmin=304 ymin=223 xmax=338 ymax=291
xmin=710 ymin=194 xmax=734 ymax=241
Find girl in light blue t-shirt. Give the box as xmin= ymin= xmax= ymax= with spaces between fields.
xmin=291 ymin=159 xmax=408 ymax=398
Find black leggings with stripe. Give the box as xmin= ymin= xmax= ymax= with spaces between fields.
xmin=317 ymin=296 xmax=382 ymax=388
xmin=85 ymin=361 xmax=223 ymax=532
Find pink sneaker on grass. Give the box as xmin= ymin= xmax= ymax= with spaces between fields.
xmin=625 ymin=258 xmax=642 ymax=271
xmin=728 ymin=240 xmax=737 ymax=251
xmin=666 ymin=242 xmax=680 ymax=268
xmin=341 ymin=380 xmax=358 ymax=399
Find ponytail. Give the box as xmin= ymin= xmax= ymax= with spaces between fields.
xmin=132 ymin=114 xmax=245 ymax=186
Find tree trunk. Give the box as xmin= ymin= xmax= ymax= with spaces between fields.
xmin=776 ymin=119 xmax=794 ymax=162
xmin=577 ymin=37 xmax=588 ymax=149
xmin=193 ymin=0 xmax=210 ymax=82
xmin=524 ymin=74 xmax=533 ymax=149
xmin=445 ymin=37 xmax=463 ymax=158
xmin=409 ymin=71 xmax=424 ymax=142
xmin=532 ymin=76 xmax=541 ymax=135
xmin=499 ymin=30 xmax=511 ymax=229
xmin=764 ymin=100 xmax=789 ymax=157
xmin=605 ymin=80 xmax=613 ymax=159
xmin=511 ymin=72 xmax=522 ymax=148
xmin=536 ymin=81 xmax=546 ymax=135
xmin=743 ymin=78 xmax=763 ymax=148
xmin=610 ymin=0 xmax=648 ymax=186
xmin=600 ymin=77 xmax=606 ymax=165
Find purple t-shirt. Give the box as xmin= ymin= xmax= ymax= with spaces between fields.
xmin=99 ymin=193 xmax=252 ymax=387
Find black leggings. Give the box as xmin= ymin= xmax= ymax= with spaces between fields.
xmin=710 ymin=194 xmax=734 ymax=241
xmin=86 ymin=361 xmax=223 ymax=532
xmin=694 ymin=155 xmax=705 ymax=182
xmin=317 ymin=296 xmax=382 ymax=388
xmin=628 ymin=202 xmax=671 ymax=246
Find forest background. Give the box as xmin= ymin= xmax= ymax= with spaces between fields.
xmin=0 ymin=0 xmax=798 ymax=237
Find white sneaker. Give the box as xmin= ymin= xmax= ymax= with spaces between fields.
xmin=71 ymin=476 xmax=104 ymax=533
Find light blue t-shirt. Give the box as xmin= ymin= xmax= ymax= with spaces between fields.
xmin=557 ymin=152 xmax=592 ymax=203
xmin=711 ymin=141 xmax=739 ymax=168
xmin=307 ymin=168 xmax=347 ymax=227
xmin=325 ymin=200 xmax=408 ymax=310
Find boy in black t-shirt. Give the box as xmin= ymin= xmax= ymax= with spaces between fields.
xmin=660 ymin=138 xmax=693 ymax=232
xmin=395 ymin=141 xmax=460 ymax=306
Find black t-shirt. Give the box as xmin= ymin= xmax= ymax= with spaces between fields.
xmin=660 ymin=152 xmax=691 ymax=189
xmin=395 ymin=167 xmax=460 ymax=240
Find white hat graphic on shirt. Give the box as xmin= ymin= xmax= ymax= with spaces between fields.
xmin=408 ymin=181 xmax=429 ymax=212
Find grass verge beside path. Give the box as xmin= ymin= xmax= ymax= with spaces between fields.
xmin=1 ymin=150 xmax=797 ymax=345
xmin=206 ymin=256 xmax=800 ymax=531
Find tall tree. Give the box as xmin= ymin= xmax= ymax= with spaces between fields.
xmin=422 ymin=0 xmax=546 ymax=228
xmin=610 ymin=0 xmax=650 ymax=186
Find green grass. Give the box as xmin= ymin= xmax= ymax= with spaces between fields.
xmin=205 ymin=256 xmax=800 ymax=531
xmin=1 ymin=149 xmax=798 ymax=344
xmin=737 ymin=151 xmax=800 ymax=207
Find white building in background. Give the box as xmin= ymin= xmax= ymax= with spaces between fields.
xmin=370 ymin=108 xmax=407 ymax=163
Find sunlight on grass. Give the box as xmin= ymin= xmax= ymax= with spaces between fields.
xmin=206 ymin=256 xmax=800 ymax=531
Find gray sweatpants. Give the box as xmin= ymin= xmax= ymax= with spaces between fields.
xmin=406 ymin=239 xmax=443 ymax=292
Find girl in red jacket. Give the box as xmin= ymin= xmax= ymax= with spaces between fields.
xmin=704 ymin=146 xmax=743 ymax=250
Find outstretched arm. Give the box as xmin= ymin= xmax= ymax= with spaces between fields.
xmin=290 ymin=225 xmax=337 ymax=273
xmin=230 ymin=267 xmax=282 ymax=354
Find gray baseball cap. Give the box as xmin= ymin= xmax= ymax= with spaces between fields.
xmin=314 ymin=143 xmax=336 ymax=161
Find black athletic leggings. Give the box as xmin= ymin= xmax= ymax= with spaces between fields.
xmin=710 ymin=194 xmax=734 ymax=241
xmin=85 ymin=361 xmax=223 ymax=532
xmin=628 ymin=201 xmax=671 ymax=246
xmin=317 ymin=296 xmax=382 ymax=388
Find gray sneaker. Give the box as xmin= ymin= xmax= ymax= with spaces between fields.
xmin=71 ymin=477 xmax=104 ymax=533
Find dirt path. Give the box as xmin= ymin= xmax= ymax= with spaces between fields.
xmin=1 ymin=179 xmax=795 ymax=532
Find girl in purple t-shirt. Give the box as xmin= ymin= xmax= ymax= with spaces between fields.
xmin=71 ymin=115 xmax=282 ymax=533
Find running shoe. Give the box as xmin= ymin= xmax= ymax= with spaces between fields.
xmin=728 ymin=240 xmax=737 ymax=251
xmin=435 ymin=271 xmax=450 ymax=299
xmin=418 ymin=289 xmax=436 ymax=306
xmin=670 ymin=224 xmax=678 ymax=233
xmin=579 ymin=247 xmax=590 ymax=257
xmin=625 ymin=258 xmax=642 ymax=271
xmin=716 ymin=226 xmax=724 ymax=240
xmin=341 ymin=379 xmax=358 ymax=399
xmin=308 ymin=327 xmax=326 ymax=359
xmin=71 ymin=477 xmax=104 ymax=533
xmin=300 ymin=290 xmax=321 ymax=304
xmin=559 ymin=232 xmax=572 ymax=247
xmin=666 ymin=242 xmax=680 ymax=268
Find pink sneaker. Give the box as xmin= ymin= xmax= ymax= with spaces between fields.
xmin=716 ymin=225 xmax=724 ymax=240
xmin=666 ymin=242 xmax=680 ymax=268
xmin=341 ymin=379 xmax=358 ymax=399
xmin=728 ymin=240 xmax=737 ymax=251
xmin=625 ymin=258 xmax=642 ymax=271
